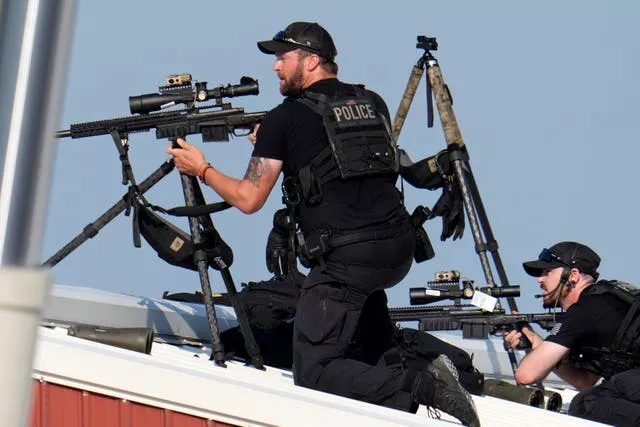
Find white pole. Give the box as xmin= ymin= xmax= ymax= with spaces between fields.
xmin=0 ymin=0 xmax=76 ymax=425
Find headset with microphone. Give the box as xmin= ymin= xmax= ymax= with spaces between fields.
xmin=534 ymin=266 xmax=572 ymax=307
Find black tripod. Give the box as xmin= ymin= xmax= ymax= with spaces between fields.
xmin=45 ymin=131 xmax=264 ymax=369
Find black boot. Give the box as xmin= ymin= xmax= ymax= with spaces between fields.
xmin=413 ymin=355 xmax=481 ymax=427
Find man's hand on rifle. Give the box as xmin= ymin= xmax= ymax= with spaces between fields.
xmin=248 ymin=124 xmax=260 ymax=146
xmin=504 ymin=323 xmax=543 ymax=351
xmin=166 ymin=138 xmax=208 ymax=177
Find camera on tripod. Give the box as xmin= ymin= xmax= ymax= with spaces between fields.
xmin=416 ymin=35 xmax=438 ymax=51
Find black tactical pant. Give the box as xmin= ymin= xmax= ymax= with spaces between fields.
xmin=568 ymin=368 xmax=640 ymax=426
xmin=293 ymin=225 xmax=416 ymax=411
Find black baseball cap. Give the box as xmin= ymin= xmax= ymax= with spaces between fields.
xmin=257 ymin=22 xmax=337 ymax=62
xmin=522 ymin=241 xmax=601 ymax=277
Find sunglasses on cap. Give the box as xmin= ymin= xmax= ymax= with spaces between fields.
xmin=273 ymin=30 xmax=320 ymax=53
xmin=538 ymin=248 xmax=572 ymax=267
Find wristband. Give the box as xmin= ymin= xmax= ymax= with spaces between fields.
xmin=198 ymin=163 xmax=213 ymax=183
xmin=196 ymin=161 xmax=207 ymax=177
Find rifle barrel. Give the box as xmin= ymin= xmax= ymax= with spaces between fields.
xmin=56 ymin=129 xmax=70 ymax=138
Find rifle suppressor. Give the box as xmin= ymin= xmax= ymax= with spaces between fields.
xmin=67 ymin=325 xmax=154 ymax=354
xmin=484 ymin=379 xmax=543 ymax=408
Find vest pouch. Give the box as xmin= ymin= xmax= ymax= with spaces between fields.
xmin=297 ymin=165 xmax=324 ymax=206
xmin=301 ymin=232 xmax=330 ymax=260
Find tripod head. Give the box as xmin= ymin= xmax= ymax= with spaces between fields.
xmin=416 ymin=35 xmax=438 ymax=52
xmin=129 ymin=74 xmax=260 ymax=114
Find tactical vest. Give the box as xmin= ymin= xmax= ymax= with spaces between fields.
xmin=293 ymin=86 xmax=399 ymax=206
xmin=570 ymin=280 xmax=640 ymax=379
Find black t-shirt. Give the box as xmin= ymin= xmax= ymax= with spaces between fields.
xmin=253 ymin=78 xmax=407 ymax=234
xmin=545 ymin=283 xmax=628 ymax=360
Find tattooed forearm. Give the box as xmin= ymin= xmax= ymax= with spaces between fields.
xmin=244 ymin=156 xmax=266 ymax=185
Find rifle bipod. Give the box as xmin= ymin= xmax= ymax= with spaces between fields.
xmin=43 ymin=132 xmax=264 ymax=370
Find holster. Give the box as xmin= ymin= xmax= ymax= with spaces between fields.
xmin=410 ymin=205 xmax=435 ymax=263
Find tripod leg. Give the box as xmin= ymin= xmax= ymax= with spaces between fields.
xmin=450 ymin=155 xmax=496 ymax=286
xmin=392 ymin=63 xmax=425 ymax=141
xmin=423 ymin=58 xmax=496 ymax=286
xmin=187 ymin=179 xmax=264 ymax=369
xmin=43 ymin=160 xmax=176 ymax=267
xmin=179 ymin=174 xmax=227 ymax=366
xmin=465 ymin=166 xmax=518 ymax=312
xmin=215 ymin=261 xmax=265 ymax=370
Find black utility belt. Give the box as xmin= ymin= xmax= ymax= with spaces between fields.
xmin=300 ymin=223 xmax=411 ymax=260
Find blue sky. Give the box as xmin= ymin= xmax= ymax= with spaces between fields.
xmin=43 ymin=0 xmax=639 ymax=314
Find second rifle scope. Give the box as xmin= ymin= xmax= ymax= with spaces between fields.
xmin=410 ymin=285 xmax=520 ymax=305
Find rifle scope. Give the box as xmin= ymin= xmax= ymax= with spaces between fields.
xmin=410 ymin=285 xmax=520 ymax=305
xmin=129 ymin=76 xmax=260 ymax=115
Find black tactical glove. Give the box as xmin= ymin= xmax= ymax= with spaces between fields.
xmin=266 ymin=208 xmax=297 ymax=277
xmin=430 ymin=175 xmax=465 ymax=241
xmin=266 ymin=227 xmax=290 ymax=278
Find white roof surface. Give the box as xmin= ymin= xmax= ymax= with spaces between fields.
xmin=33 ymin=285 xmax=608 ymax=427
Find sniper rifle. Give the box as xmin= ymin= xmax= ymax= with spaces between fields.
xmin=388 ymin=271 xmax=558 ymax=349
xmin=56 ymin=73 xmax=266 ymax=142
xmin=388 ymin=271 xmax=563 ymax=410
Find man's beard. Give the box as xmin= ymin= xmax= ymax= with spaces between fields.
xmin=541 ymin=281 xmax=566 ymax=309
xmin=280 ymin=64 xmax=304 ymax=96
xmin=542 ymin=294 xmax=557 ymax=309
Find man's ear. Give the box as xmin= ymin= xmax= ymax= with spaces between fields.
xmin=305 ymin=53 xmax=321 ymax=72
xmin=568 ymin=268 xmax=581 ymax=288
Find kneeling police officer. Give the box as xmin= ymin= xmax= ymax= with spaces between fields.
xmin=506 ymin=241 xmax=640 ymax=426
xmin=168 ymin=20 xmax=479 ymax=427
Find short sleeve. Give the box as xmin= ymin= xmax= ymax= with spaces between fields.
xmin=545 ymin=298 xmax=599 ymax=349
xmin=251 ymin=105 xmax=289 ymax=161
